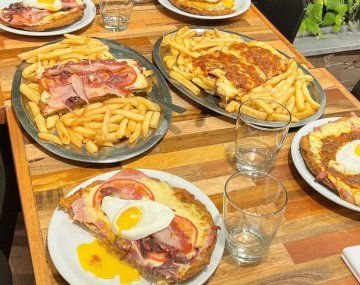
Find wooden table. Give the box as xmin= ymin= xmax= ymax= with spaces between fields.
xmin=1 ymin=2 xmax=360 ymax=284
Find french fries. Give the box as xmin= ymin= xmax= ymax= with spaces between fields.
xmin=162 ymin=26 xmax=321 ymax=123
xmin=18 ymin=34 xmax=164 ymax=154
xmin=18 ymin=34 xmax=114 ymax=80
xmin=23 ymin=90 xmax=161 ymax=153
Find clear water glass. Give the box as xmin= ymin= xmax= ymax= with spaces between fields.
xmin=100 ymin=0 xmax=134 ymax=32
xmin=224 ymin=170 xmax=287 ymax=264
xmin=236 ymin=98 xmax=291 ymax=175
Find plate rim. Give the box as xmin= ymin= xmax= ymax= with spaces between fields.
xmin=0 ymin=0 xmax=96 ymax=37
xmin=153 ymin=27 xmax=326 ymax=128
xmin=12 ymin=38 xmax=172 ymax=164
xmin=47 ymin=168 xmax=226 ymax=285
xmin=290 ymin=116 xmax=360 ymax=212
xmin=157 ymin=0 xmax=251 ymax=20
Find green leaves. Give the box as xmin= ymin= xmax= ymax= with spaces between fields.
xmin=323 ymin=12 xmax=336 ymax=25
xmin=300 ymin=0 xmax=358 ymax=36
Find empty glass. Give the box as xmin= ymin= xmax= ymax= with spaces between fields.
xmin=224 ymin=170 xmax=287 ymax=264
xmin=236 ymin=98 xmax=291 ymax=176
xmin=100 ymin=0 xmax=134 ymax=32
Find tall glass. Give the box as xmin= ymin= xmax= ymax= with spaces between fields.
xmin=224 ymin=170 xmax=287 ymax=264
xmin=236 ymin=98 xmax=291 ymax=175
xmin=100 ymin=0 xmax=134 ymax=32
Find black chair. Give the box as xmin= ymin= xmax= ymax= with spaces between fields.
xmin=351 ymin=80 xmax=360 ymax=101
xmin=253 ymin=0 xmax=307 ymax=43
xmin=0 ymin=124 xmax=20 ymax=259
xmin=0 ymin=123 xmax=21 ymax=285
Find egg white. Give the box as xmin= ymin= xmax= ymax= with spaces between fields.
xmin=329 ymin=140 xmax=360 ymax=175
xmin=101 ymin=196 xmax=175 ymax=240
xmin=23 ymin=0 xmax=62 ymax=11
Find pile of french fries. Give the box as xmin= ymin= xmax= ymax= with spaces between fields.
xmin=18 ymin=34 xmax=161 ymax=154
xmin=161 ymin=26 xmax=321 ymax=122
xmin=19 ymin=34 xmax=114 ymax=81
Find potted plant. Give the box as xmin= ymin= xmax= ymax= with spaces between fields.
xmin=299 ymin=0 xmax=360 ymax=37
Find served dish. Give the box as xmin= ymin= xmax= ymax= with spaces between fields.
xmin=158 ymin=0 xmax=250 ymax=20
xmin=12 ymin=36 xmax=172 ymax=163
xmin=299 ymin=115 xmax=360 ymax=205
xmin=291 ymin=116 xmax=360 ymax=212
xmin=0 ymin=0 xmax=95 ymax=36
xmin=48 ymin=169 xmax=225 ymax=285
xmin=153 ymin=26 xmax=325 ymax=127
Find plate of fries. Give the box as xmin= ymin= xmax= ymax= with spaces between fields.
xmin=12 ymin=34 xmax=172 ymax=163
xmin=153 ymin=26 xmax=326 ymax=128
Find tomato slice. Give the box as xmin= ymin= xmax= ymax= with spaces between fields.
xmin=112 ymin=66 xmax=137 ymax=87
xmin=172 ymin=216 xmax=198 ymax=253
xmin=93 ymin=179 xmax=154 ymax=208
xmin=147 ymin=252 xmax=167 ymax=263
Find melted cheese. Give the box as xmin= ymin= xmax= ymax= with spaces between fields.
xmin=308 ymin=120 xmax=353 ymax=164
xmin=178 ymin=0 xmax=233 ymax=11
xmin=139 ymin=178 xmax=211 ymax=248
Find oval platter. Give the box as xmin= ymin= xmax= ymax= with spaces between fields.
xmin=12 ymin=39 xmax=172 ymax=164
xmin=153 ymin=27 xmax=326 ymax=128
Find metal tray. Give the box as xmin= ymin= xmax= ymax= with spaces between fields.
xmin=12 ymin=39 xmax=172 ymax=164
xmin=153 ymin=27 xmax=326 ymax=128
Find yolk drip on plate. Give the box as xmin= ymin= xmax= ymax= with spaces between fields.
xmin=77 ymin=239 xmax=140 ymax=284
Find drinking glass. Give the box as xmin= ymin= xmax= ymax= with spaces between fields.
xmin=224 ymin=170 xmax=287 ymax=264
xmin=100 ymin=0 xmax=134 ymax=32
xmin=236 ymin=98 xmax=291 ymax=175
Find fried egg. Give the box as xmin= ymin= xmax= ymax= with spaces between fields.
xmin=101 ymin=196 xmax=175 ymax=240
xmin=329 ymin=140 xmax=360 ymax=174
xmin=23 ymin=0 xmax=62 ymax=11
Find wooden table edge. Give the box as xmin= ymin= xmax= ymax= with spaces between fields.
xmin=250 ymin=4 xmax=314 ymax=69
xmin=6 ymin=107 xmax=52 ymax=284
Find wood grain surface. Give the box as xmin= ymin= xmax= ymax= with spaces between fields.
xmin=2 ymin=2 xmax=360 ymax=284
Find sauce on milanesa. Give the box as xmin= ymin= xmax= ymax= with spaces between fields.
xmin=320 ymin=133 xmax=360 ymax=186
xmin=193 ymin=42 xmax=288 ymax=93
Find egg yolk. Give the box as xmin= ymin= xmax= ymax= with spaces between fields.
xmin=38 ymin=0 xmax=55 ymax=3
xmin=355 ymin=144 xmax=360 ymax=157
xmin=116 ymin=207 xmax=142 ymax=231
xmin=222 ymin=0 xmax=234 ymax=8
xmin=77 ymin=240 xmax=140 ymax=284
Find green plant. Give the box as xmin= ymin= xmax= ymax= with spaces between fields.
xmin=299 ymin=0 xmax=360 ymax=37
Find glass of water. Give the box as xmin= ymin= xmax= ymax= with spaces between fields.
xmin=100 ymin=0 xmax=134 ymax=32
xmin=236 ymin=98 xmax=291 ymax=176
xmin=224 ymin=170 xmax=287 ymax=264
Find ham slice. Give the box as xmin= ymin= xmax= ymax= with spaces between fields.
xmin=40 ymin=60 xmax=138 ymax=115
xmin=0 ymin=3 xmax=51 ymax=26
xmin=109 ymin=169 xmax=148 ymax=181
xmin=152 ymin=218 xmax=192 ymax=253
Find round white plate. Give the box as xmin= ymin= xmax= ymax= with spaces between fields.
xmin=0 ymin=0 xmax=96 ymax=36
xmin=48 ymin=169 xmax=225 ymax=285
xmin=158 ymin=0 xmax=250 ymax=20
xmin=291 ymin=117 xmax=360 ymax=212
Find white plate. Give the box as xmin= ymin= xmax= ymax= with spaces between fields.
xmin=158 ymin=0 xmax=250 ymax=20
xmin=48 ymin=169 xmax=225 ymax=285
xmin=291 ymin=117 xmax=360 ymax=212
xmin=0 ymin=0 xmax=96 ymax=36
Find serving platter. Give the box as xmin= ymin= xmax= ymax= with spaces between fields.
xmin=0 ymin=0 xmax=96 ymax=37
xmin=12 ymin=39 xmax=172 ymax=164
xmin=291 ymin=117 xmax=360 ymax=212
xmin=48 ymin=169 xmax=226 ymax=285
xmin=153 ymin=27 xmax=326 ymax=128
xmin=158 ymin=0 xmax=250 ymax=20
